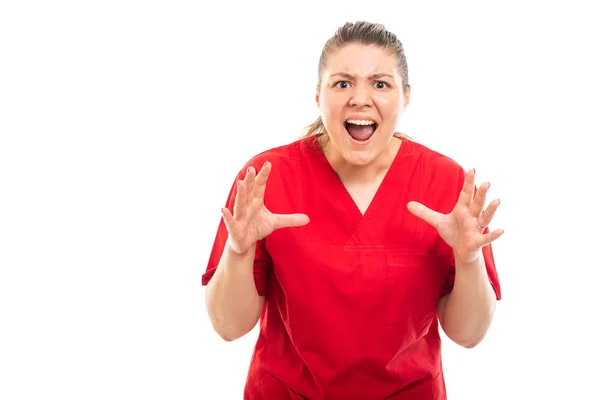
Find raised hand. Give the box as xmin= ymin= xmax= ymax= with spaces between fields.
xmin=406 ymin=168 xmax=504 ymax=264
xmin=221 ymin=161 xmax=310 ymax=255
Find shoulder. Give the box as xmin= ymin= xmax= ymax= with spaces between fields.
xmin=236 ymin=136 xmax=312 ymax=176
xmin=406 ymin=137 xmax=465 ymax=180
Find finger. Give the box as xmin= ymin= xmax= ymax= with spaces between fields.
xmin=244 ymin=166 xmax=256 ymax=200
xmin=475 ymin=228 xmax=505 ymax=248
xmin=233 ymin=180 xmax=248 ymax=220
xmin=457 ymin=168 xmax=476 ymax=206
xmin=273 ymin=213 xmax=310 ymax=230
xmin=477 ymin=199 xmax=501 ymax=228
xmin=221 ymin=207 xmax=236 ymax=233
xmin=407 ymin=201 xmax=443 ymax=228
xmin=471 ymin=182 xmax=491 ymax=216
xmin=253 ymin=161 xmax=272 ymax=201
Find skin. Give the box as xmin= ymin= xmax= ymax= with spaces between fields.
xmin=316 ymin=43 xmax=410 ymax=184
xmin=206 ymin=163 xmax=309 ymax=341
xmin=409 ymin=169 xmax=503 ymax=348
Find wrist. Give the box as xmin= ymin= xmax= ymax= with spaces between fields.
xmin=453 ymin=249 xmax=484 ymax=269
xmin=225 ymin=237 xmax=255 ymax=258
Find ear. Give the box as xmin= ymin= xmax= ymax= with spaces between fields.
xmin=315 ymin=85 xmax=320 ymax=107
xmin=403 ymin=85 xmax=411 ymax=107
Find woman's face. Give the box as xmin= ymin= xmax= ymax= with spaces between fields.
xmin=317 ymin=43 xmax=410 ymax=167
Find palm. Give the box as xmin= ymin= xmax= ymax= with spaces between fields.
xmin=226 ymin=204 xmax=276 ymax=253
xmin=434 ymin=204 xmax=487 ymax=263
xmin=221 ymin=162 xmax=310 ymax=255
xmin=407 ymin=169 xmax=504 ymax=264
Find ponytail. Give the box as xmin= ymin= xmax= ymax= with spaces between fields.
xmin=302 ymin=116 xmax=326 ymax=138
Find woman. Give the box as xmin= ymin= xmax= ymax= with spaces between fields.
xmin=203 ymin=21 xmax=503 ymax=399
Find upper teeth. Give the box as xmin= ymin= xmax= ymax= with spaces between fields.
xmin=346 ymin=119 xmax=375 ymax=126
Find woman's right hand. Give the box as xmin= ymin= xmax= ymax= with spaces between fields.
xmin=221 ymin=161 xmax=310 ymax=255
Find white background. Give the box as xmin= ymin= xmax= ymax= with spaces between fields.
xmin=1 ymin=1 xmax=599 ymax=399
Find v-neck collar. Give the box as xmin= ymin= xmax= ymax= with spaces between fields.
xmin=304 ymin=134 xmax=419 ymax=246
xmin=313 ymin=134 xmax=409 ymax=216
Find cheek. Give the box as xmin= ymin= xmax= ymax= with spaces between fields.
xmin=320 ymin=95 xmax=344 ymax=119
xmin=375 ymin=96 xmax=402 ymax=119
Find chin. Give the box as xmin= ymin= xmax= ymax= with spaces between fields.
xmin=342 ymin=148 xmax=378 ymax=167
xmin=325 ymin=128 xmax=388 ymax=166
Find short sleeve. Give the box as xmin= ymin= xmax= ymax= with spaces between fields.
xmin=441 ymin=168 xmax=502 ymax=300
xmin=201 ymin=168 xmax=273 ymax=297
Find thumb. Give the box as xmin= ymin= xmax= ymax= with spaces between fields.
xmin=273 ymin=213 xmax=310 ymax=230
xmin=407 ymin=201 xmax=439 ymax=227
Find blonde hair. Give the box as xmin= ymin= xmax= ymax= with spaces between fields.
xmin=301 ymin=21 xmax=411 ymax=143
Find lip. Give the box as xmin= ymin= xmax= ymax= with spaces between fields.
xmin=344 ymin=117 xmax=379 ymax=142
xmin=344 ymin=123 xmax=377 ymax=146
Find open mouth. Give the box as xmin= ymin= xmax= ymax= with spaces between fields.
xmin=344 ymin=119 xmax=378 ymax=142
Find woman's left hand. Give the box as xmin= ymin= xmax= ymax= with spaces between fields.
xmin=407 ymin=168 xmax=504 ymax=264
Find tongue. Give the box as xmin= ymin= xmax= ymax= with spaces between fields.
xmin=346 ymin=124 xmax=375 ymax=141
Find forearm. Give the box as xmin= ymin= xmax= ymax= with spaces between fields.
xmin=205 ymin=239 xmax=263 ymax=341
xmin=440 ymin=251 xmax=497 ymax=348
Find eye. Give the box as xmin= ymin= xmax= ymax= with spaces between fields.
xmin=374 ymin=81 xmax=390 ymax=89
xmin=334 ymin=81 xmax=350 ymax=89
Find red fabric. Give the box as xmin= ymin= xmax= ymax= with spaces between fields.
xmin=202 ymin=135 xmax=501 ymax=399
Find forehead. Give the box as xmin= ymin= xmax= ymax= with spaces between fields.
xmin=323 ymin=43 xmax=399 ymax=79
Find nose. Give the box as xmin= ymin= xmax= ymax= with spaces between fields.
xmin=349 ymin=84 xmax=373 ymax=107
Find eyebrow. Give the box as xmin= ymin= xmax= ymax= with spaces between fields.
xmin=330 ymin=72 xmax=395 ymax=80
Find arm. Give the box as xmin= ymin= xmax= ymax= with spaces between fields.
xmin=437 ymin=251 xmax=497 ymax=348
xmin=204 ymin=162 xmax=308 ymax=342
xmin=205 ymin=239 xmax=265 ymax=342
xmin=408 ymin=168 xmax=503 ymax=349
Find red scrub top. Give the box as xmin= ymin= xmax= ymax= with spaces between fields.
xmin=203 ymin=134 xmax=501 ymax=399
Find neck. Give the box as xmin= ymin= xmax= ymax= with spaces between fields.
xmin=320 ymin=135 xmax=402 ymax=184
